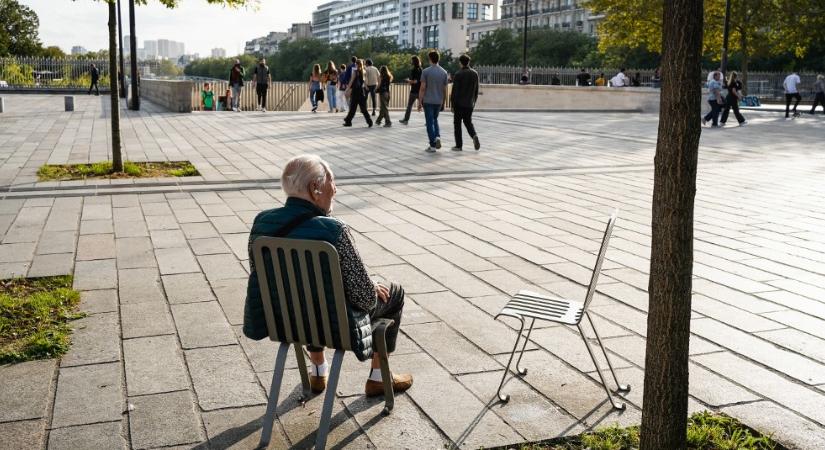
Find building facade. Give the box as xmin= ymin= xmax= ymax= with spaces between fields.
xmin=287 ymin=23 xmax=313 ymax=42
xmin=312 ymin=1 xmax=345 ymax=41
xmin=409 ymin=1 xmax=498 ymax=55
xmin=211 ymin=48 xmax=227 ymax=58
xmin=143 ymin=40 xmax=158 ymax=59
xmin=467 ymin=18 xmax=500 ymax=48
xmin=327 ymin=0 xmax=402 ymax=45
xmin=244 ymin=32 xmax=289 ymax=56
xmin=499 ymin=0 xmax=603 ymax=36
xmin=71 ymin=46 xmax=87 ymax=55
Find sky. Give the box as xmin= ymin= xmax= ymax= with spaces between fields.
xmin=19 ymin=0 xmax=327 ymax=57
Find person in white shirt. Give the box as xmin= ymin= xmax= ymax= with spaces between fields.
xmin=783 ymin=71 xmax=802 ymax=118
xmin=610 ymin=68 xmax=629 ymax=87
xmin=365 ymin=59 xmax=381 ymax=116
xmin=707 ymin=68 xmax=721 ymax=83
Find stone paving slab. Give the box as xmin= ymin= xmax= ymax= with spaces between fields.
xmin=60 ymin=311 xmax=120 ymax=367
xmin=0 ymin=419 xmax=45 ymax=450
xmin=47 ymin=421 xmax=125 ymax=450
xmin=128 ymin=390 xmax=204 ymax=449
xmin=2 ymin=106 xmax=825 ymax=448
xmin=0 ymin=359 xmax=56 ymax=422
xmin=51 ymin=362 xmax=122 ymax=429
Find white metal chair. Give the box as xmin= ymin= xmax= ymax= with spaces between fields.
xmin=494 ymin=210 xmax=630 ymax=410
xmin=251 ymin=237 xmax=395 ymax=449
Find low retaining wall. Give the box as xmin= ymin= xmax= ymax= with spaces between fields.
xmin=474 ymin=84 xmax=661 ymax=113
xmin=140 ymin=79 xmax=193 ymax=113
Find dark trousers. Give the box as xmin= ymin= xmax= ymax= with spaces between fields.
xmin=344 ymin=94 xmax=372 ymax=126
xmin=256 ymin=84 xmax=268 ymax=108
xmin=368 ymin=85 xmax=377 ymax=114
xmin=720 ymin=95 xmax=745 ymax=124
xmin=88 ymin=80 xmax=99 ymax=95
xmin=785 ymin=92 xmax=801 ymax=117
xmin=402 ymin=92 xmax=418 ymax=122
xmin=308 ymin=283 xmax=404 ymax=354
xmin=811 ymin=92 xmax=825 ymax=114
xmin=704 ymin=100 xmax=722 ymax=126
xmin=453 ymin=106 xmax=477 ymax=148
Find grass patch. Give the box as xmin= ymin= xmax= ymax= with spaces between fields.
xmin=0 ymin=276 xmax=83 ymax=364
xmin=37 ymin=161 xmax=200 ymax=181
xmin=492 ymin=411 xmax=777 ymax=450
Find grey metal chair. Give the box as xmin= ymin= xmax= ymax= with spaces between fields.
xmin=494 ymin=210 xmax=631 ymax=410
xmin=251 ymin=237 xmax=395 ymax=449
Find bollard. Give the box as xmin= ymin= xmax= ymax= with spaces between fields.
xmin=64 ymin=96 xmax=74 ymax=112
xmin=0 ymin=97 xmax=4 ymax=113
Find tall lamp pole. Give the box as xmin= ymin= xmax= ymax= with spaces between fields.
xmin=116 ymin=0 xmax=126 ymax=98
xmin=522 ymin=0 xmax=529 ymax=79
xmin=128 ymin=0 xmax=139 ymax=110
xmin=720 ymin=0 xmax=732 ymax=74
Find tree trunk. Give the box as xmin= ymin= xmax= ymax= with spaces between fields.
xmin=107 ymin=0 xmax=123 ymax=172
xmin=740 ymin=32 xmax=750 ymax=96
xmin=639 ymin=0 xmax=703 ymax=448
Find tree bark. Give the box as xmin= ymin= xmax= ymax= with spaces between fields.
xmin=640 ymin=0 xmax=703 ymax=449
xmin=740 ymin=32 xmax=749 ymax=96
xmin=107 ymin=0 xmax=123 ymax=172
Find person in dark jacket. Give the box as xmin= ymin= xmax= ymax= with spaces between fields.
xmin=449 ymin=54 xmax=480 ymax=151
xmin=399 ymin=56 xmax=422 ymax=125
xmin=343 ymin=59 xmax=373 ymax=127
xmin=228 ymin=59 xmax=245 ymax=112
xmin=88 ymin=63 xmax=100 ymax=96
xmin=244 ymin=154 xmax=413 ymax=397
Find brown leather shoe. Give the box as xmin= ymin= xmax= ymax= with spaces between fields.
xmin=310 ymin=375 xmax=327 ymax=393
xmin=364 ymin=373 xmax=413 ymax=397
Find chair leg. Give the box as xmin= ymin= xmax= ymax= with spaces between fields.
xmin=259 ymin=343 xmax=290 ymax=449
xmin=577 ymin=324 xmax=626 ymax=410
xmin=514 ymin=318 xmax=535 ymax=375
xmin=585 ymin=313 xmax=630 ymax=392
xmin=494 ymin=316 xmax=525 ymax=403
xmin=315 ymin=349 xmax=344 ymax=450
xmin=294 ymin=343 xmax=311 ymax=400
xmin=373 ymin=321 xmax=395 ymax=415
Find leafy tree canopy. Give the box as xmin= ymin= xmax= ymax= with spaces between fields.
xmin=0 ymin=0 xmax=43 ymax=56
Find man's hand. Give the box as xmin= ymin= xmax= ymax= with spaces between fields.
xmin=417 ymin=102 xmax=423 ymax=112
xmin=375 ymin=283 xmax=389 ymax=303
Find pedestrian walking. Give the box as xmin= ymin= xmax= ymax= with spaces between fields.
xmin=365 ymin=59 xmax=380 ymax=116
xmin=610 ymin=68 xmax=629 ymax=87
xmin=229 ymin=59 xmax=244 ymax=112
xmin=375 ymin=66 xmax=393 ymax=127
xmin=309 ymin=64 xmax=323 ymax=113
xmin=323 ymin=61 xmax=338 ymax=113
xmin=399 ymin=56 xmax=422 ymax=125
xmin=343 ymin=59 xmax=373 ymax=128
xmin=88 ymin=63 xmax=100 ymax=96
xmin=253 ymin=58 xmax=271 ymax=112
xmin=576 ymin=68 xmax=591 ymax=86
xmin=720 ymin=71 xmax=747 ymax=127
xmin=594 ymin=73 xmax=606 ymax=86
xmin=418 ymin=50 xmax=449 ymax=153
xmin=450 ymin=54 xmax=480 ymax=152
xmin=707 ymin=68 xmax=722 ymax=83
xmin=201 ymin=82 xmax=215 ymax=111
xmin=702 ymin=71 xmax=724 ymax=127
xmin=337 ymin=64 xmax=349 ymax=112
xmin=783 ymin=71 xmax=802 ymax=118
xmin=810 ymin=74 xmax=825 ymax=115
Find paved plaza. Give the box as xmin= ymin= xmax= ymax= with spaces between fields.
xmin=1 ymin=94 xmax=825 ymax=449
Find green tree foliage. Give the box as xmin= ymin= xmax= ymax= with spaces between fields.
xmin=184 ymin=54 xmax=257 ymax=79
xmin=154 ymin=58 xmax=181 ymax=76
xmin=40 ymin=45 xmax=66 ymax=58
xmin=0 ymin=0 xmax=43 ymax=56
xmin=471 ymin=28 xmax=598 ymax=67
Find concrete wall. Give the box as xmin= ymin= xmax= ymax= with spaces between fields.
xmin=474 ymin=84 xmax=661 ymax=113
xmin=140 ymin=79 xmax=193 ymax=113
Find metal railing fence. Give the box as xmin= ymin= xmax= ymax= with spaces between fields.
xmin=0 ymin=57 xmax=165 ymax=89
xmin=190 ymin=80 xmax=306 ymax=112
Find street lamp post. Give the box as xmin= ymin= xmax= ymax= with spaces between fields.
xmin=720 ymin=0 xmax=732 ymax=74
xmin=128 ymin=0 xmax=139 ymax=110
xmin=116 ymin=0 xmax=126 ymax=98
xmin=522 ymin=0 xmax=529 ymax=81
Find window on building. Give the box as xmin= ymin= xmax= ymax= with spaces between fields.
xmin=424 ymin=25 xmax=439 ymax=48
xmin=482 ymin=4 xmax=493 ymax=20
xmin=452 ymin=2 xmax=464 ymax=19
xmin=442 ymin=3 xmax=446 ymax=21
xmin=467 ymin=3 xmax=478 ymax=20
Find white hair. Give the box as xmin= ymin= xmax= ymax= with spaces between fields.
xmin=281 ymin=154 xmax=331 ymax=197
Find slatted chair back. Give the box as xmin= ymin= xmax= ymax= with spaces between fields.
xmin=252 ymin=237 xmax=352 ymax=351
xmin=581 ymin=210 xmax=618 ymax=314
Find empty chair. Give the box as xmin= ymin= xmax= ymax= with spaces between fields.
xmin=494 ymin=210 xmax=630 ymax=410
xmin=251 ymin=237 xmax=395 ymax=449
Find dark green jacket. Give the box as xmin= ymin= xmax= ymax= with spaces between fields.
xmin=243 ymin=198 xmax=374 ymax=361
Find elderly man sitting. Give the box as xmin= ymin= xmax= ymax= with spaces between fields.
xmin=243 ymin=154 xmax=413 ymax=396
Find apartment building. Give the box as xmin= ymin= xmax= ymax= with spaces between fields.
xmin=288 ymin=23 xmax=313 ymax=42
xmin=244 ymin=32 xmax=289 ymax=56
xmin=467 ymin=18 xmax=500 ymax=48
xmin=409 ymin=1 xmax=498 ymax=54
xmin=327 ymin=0 xmax=402 ymax=45
xmin=312 ymin=1 xmax=345 ymax=41
xmin=499 ymin=0 xmax=603 ymax=36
